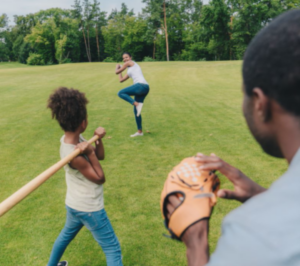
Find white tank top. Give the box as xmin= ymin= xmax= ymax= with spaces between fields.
xmin=60 ymin=135 xmax=104 ymax=212
xmin=127 ymin=62 xmax=148 ymax=85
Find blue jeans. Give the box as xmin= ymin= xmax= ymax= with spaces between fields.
xmin=118 ymin=83 xmax=150 ymax=130
xmin=47 ymin=206 xmax=122 ymax=266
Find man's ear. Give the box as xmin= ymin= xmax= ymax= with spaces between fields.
xmin=252 ymin=88 xmax=272 ymax=122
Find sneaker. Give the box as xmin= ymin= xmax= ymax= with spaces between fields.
xmin=58 ymin=261 xmax=68 ymax=266
xmin=136 ymin=103 xmax=143 ymax=117
xmin=130 ymin=132 xmax=144 ymax=137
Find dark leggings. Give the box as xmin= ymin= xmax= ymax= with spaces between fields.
xmin=118 ymin=83 xmax=149 ymax=130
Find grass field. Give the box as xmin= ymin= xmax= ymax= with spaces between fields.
xmin=0 ymin=61 xmax=287 ymax=266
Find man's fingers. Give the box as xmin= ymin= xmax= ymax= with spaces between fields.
xmin=166 ymin=203 xmax=174 ymax=219
xmin=169 ymin=195 xmax=181 ymax=207
xmin=166 ymin=195 xmax=181 ymax=219
xmin=217 ymin=189 xmax=238 ymax=200
xmin=195 ymin=155 xmax=220 ymax=163
xmin=199 ymin=161 xmax=241 ymax=183
xmin=199 ymin=162 xmax=223 ymax=171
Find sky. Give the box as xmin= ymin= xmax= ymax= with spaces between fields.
xmin=2 ymin=0 xmax=146 ymax=25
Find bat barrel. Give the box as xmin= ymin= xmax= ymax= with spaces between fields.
xmin=0 ymin=135 xmax=99 ymax=218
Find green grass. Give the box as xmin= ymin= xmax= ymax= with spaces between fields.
xmin=0 ymin=62 xmax=287 ymax=266
xmin=0 ymin=62 xmax=31 ymax=69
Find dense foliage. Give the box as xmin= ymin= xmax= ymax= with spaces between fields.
xmin=0 ymin=0 xmax=299 ymax=64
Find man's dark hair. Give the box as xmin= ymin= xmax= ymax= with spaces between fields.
xmin=47 ymin=87 xmax=88 ymax=132
xmin=243 ymin=9 xmax=300 ymax=116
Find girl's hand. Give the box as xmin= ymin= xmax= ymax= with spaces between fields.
xmin=76 ymin=142 xmax=94 ymax=156
xmin=116 ymin=64 xmax=121 ymax=70
xmin=94 ymin=127 xmax=106 ymax=139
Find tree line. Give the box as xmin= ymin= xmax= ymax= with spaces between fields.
xmin=0 ymin=0 xmax=299 ymax=65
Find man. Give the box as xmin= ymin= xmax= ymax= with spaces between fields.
xmin=167 ymin=9 xmax=300 ymax=266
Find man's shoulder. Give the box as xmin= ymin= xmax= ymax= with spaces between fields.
xmin=208 ymin=170 xmax=300 ymax=266
xmin=224 ymin=168 xmax=300 ymax=238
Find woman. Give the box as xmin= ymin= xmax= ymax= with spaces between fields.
xmin=115 ymin=52 xmax=150 ymax=137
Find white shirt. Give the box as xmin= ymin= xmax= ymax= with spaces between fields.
xmin=127 ymin=61 xmax=148 ymax=85
xmin=60 ymin=135 xmax=104 ymax=212
xmin=206 ymin=149 xmax=300 ymax=266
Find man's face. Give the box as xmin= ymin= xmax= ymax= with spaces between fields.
xmin=242 ymin=84 xmax=283 ymax=158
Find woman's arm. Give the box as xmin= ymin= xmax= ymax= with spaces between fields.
xmin=115 ymin=61 xmax=133 ymax=82
xmin=115 ymin=63 xmax=127 ymax=74
xmin=115 ymin=63 xmax=129 ymax=82
xmin=119 ymin=74 xmax=129 ymax=83
xmin=115 ymin=61 xmax=134 ymax=74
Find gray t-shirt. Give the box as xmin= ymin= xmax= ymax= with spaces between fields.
xmin=60 ymin=135 xmax=104 ymax=212
xmin=206 ymin=149 xmax=300 ymax=266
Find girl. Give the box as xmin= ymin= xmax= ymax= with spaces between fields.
xmin=47 ymin=87 xmax=123 ymax=266
xmin=115 ymin=52 xmax=150 ymax=137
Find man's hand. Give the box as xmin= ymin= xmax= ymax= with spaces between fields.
xmin=167 ymin=195 xmax=209 ymax=266
xmin=94 ymin=127 xmax=106 ymax=140
xmin=76 ymin=142 xmax=94 ymax=156
xmin=195 ymin=153 xmax=266 ymax=203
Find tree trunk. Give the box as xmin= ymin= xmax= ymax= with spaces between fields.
xmin=87 ymin=26 xmax=91 ymax=62
xmin=229 ymin=2 xmax=233 ymax=60
xmin=163 ymin=1 xmax=169 ymax=61
xmin=153 ymin=37 xmax=156 ymax=59
xmin=81 ymin=20 xmax=91 ymax=62
xmin=60 ymin=46 xmax=63 ymax=64
xmin=95 ymin=26 xmax=100 ymax=61
xmin=230 ymin=16 xmax=233 ymax=60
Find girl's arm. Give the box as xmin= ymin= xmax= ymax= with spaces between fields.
xmin=70 ymin=142 xmax=105 ymax=185
xmin=94 ymin=127 xmax=106 ymax=160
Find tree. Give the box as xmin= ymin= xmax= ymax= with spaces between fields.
xmin=122 ymin=16 xmax=151 ymax=61
xmin=24 ymin=19 xmax=56 ymax=64
xmin=142 ymin=0 xmax=171 ymax=60
xmin=0 ymin=13 xmax=9 ymax=28
xmin=3 ymin=0 xmax=299 ymax=63
xmin=162 ymin=0 xmax=170 ymax=61
xmin=201 ymin=0 xmax=231 ymax=60
xmin=179 ymin=0 xmax=207 ymax=61
xmin=23 ymin=9 xmax=81 ymax=64
xmin=229 ymin=0 xmax=298 ymax=59
xmin=102 ymin=3 xmax=135 ymax=61
xmin=90 ymin=0 xmax=107 ymax=61
xmin=0 ymin=14 xmax=11 ymax=61
xmin=72 ymin=0 xmax=91 ymax=62
xmin=142 ymin=0 xmax=162 ymax=59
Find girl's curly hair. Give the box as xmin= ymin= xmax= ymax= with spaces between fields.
xmin=47 ymin=87 xmax=88 ymax=132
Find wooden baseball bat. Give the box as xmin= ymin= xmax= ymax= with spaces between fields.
xmin=0 ymin=135 xmax=99 ymax=218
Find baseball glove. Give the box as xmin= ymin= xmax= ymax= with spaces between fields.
xmin=160 ymin=157 xmax=220 ymax=241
